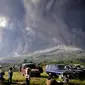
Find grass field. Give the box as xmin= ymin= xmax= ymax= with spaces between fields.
xmin=3 ymin=72 xmax=47 ymax=85
xmin=0 ymin=72 xmax=85 ymax=85
xmin=2 ymin=72 xmax=85 ymax=85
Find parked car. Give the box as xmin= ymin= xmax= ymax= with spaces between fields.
xmin=20 ymin=62 xmax=43 ymax=77
xmin=69 ymin=64 xmax=85 ymax=79
xmin=46 ymin=64 xmax=85 ymax=78
xmin=46 ymin=64 xmax=72 ymax=77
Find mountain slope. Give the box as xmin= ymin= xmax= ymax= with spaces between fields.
xmin=0 ymin=45 xmax=84 ymax=63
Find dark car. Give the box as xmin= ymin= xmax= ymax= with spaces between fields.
xmin=20 ymin=62 xmax=43 ymax=77
xmin=69 ymin=64 xmax=85 ymax=79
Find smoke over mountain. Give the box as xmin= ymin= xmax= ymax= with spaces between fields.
xmin=0 ymin=0 xmax=85 ymax=57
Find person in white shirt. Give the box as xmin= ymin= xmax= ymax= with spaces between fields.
xmin=25 ymin=67 xmax=31 ymax=85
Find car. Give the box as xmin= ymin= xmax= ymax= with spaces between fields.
xmin=20 ymin=62 xmax=43 ymax=77
xmin=69 ymin=64 xmax=85 ymax=78
xmin=46 ymin=64 xmax=72 ymax=77
xmin=46 ymin=64 xmax=85 ymax=79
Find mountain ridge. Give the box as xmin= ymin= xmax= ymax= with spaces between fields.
xmin=0 ymin=45 xmax=84 ymax=63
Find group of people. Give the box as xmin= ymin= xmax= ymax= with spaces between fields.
xmin=0 ymin=66 xmax=69 ymax=85
xmin=46 ymin=73 xmax=69 ymax=85
xmin=0 ymin=65 xmax=32 ymax=85
xmin=0 ymin=66 xmax=31 ymax=85
xmin=24 ymin=67 xmax=70 ymax=85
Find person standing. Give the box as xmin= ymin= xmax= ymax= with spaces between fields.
xmin=0 ymin=66 xmax=5 ymax=85
xmin=8 ymin=67 xmax=13 ymax=85
xmin=63 ymin=74 xmax=69 ymax=85
xmin=0 ymin=66 xmax=4 ymax=80
xmin=25 ymin=67 xmax=31 ymax=85
xmin=46 ymin=73 xmax=58 ymax=85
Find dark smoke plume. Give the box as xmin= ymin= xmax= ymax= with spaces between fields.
xmin=0 ymin=0 xmax=85 ymax=57
xmin=24 ymin=0 xmax=85 ymax=49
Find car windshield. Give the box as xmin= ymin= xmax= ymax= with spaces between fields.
xmin=58 ymin=65 xmax=65 ymax=70
xmin=46 ymin=65 xmax=58 ymax=71
xmin=26 ymin=64 xmax=35 ymax=68
xmin=22 ymin=63 xmax=36 ymax=68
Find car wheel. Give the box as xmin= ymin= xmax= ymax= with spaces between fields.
xmin=51 ymin=73 xmax=58 ymax=77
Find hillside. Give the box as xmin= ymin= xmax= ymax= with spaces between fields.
xmin=0 ymin=45 xmax=85 ymax=64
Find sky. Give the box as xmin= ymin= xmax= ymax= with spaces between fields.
xmin=0 ymin=0 xmax=85 ymax=57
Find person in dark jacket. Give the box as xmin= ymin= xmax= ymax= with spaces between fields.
xmin=46 ymin=73 xmax=58 ymax=85
xmin=8 ymin=67 xmax=13 ymax=85
xmin=0 ymin=66 xmax=5 ymax=85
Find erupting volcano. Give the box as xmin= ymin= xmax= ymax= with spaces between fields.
xmin=0 ymin=0 xmax=85 ymax=57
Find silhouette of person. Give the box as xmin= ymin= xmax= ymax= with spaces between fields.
xmin=8 ymin=67 xmax=13 ymax=85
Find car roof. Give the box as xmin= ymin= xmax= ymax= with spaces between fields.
xmin=22 ymin=63 xmax=35 ymax=66
xmin=46 ymin=64 xmax=66 ymax=66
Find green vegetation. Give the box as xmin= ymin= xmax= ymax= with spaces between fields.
xmin=38 ymin=58 xmax=85 ymax=66
xmin=1 ymin=70 xmax=85 ymax=85
xmin=3 ymin=72 xmax=47 ymax=85
xmin=2 ymin=57 xmax=85 ymax=85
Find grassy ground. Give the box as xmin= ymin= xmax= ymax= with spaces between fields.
xmin=2 ymin=72 xmax=85 ymax=85
xmin=3 ymin=72 xmax=47 ymax=85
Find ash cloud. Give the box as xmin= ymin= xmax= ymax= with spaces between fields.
xmin=24 ymin=0 xmax=85 ymax=47
xmin=0 ymin=0 xmax=85 ymax=57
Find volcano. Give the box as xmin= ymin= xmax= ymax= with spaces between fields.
xmin=0 ymin=0 xmax=85 ymax=57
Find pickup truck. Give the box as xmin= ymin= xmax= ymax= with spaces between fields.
xmin=20 ymin=62 xmax=43 ymax=77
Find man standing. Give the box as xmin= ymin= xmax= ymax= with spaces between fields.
xmin=8 ymin=67 xmax=13 ymax=85
xmin=0 ymin=66 xmax=5 ymax=85
xmin=25 ymin=67 xmax=31 ymax=85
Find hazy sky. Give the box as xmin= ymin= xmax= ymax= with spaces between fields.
xmin=0 ymin=0 xmax=85 ymax=57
